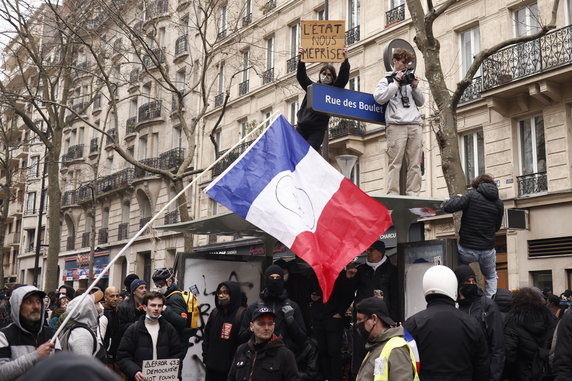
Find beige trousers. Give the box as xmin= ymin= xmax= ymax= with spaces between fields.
xmin=386 ymin=124 xmax=423 ymax=196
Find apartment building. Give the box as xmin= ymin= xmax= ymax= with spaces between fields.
xmin=1 ymin=0 xmax=572 ymax=298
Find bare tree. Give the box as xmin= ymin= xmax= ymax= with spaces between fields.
xmin=406 ymin=0 xmax=560 ymax=196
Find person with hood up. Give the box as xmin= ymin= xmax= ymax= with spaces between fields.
xmin=238 ymin=265 xmax=307 ymax=355
xmin=454 ymin=265 xmax=505 ymax=381
xmin=442 ymin=174 xmax=504 ymax=297
xmin=504 ymin=287 xmax=557 ymax=381
xmin=58 ymin=284 xmax=76 ymax=300
xmin=0 ymin=285 xmax=59 ymax=381
xmin=296 ymin=47 xmax=350 ymax=153
xmin=229 ymin=306 xmax=300 ymax=381
xmin=355 ymin=297 xmax=418 ymax=381
xmin=202 ymin=281 xmax=245 ymax=381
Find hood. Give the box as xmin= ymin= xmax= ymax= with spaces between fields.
xmin=493 ymin=289 xmax=513 ymax=313
xmin=58 ymin=285 xmax=76 ymax=299
xmin=366 ymin=326 xmax=405 ymax=350
xmin=10 ymin=285 xmax=46 ymax=334
xmin=509 ymin=304 xmax=553 ymax=336
xmin=477 ymin=183 xmax=500 ymax=201
xmin=65 ymin=294 xmax=99 ymax=332
xmin=214 ymin=281 xmax=242 ymax=313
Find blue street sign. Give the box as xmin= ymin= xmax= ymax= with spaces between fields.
xmin=307 ymin=84 xmax=386 ymax=124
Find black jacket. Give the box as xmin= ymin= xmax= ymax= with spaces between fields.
xmin=553 ymin=309 xmax=572 ymax=381
xmin=116 ymin=316 xmax=184 ymax=381
xmin=296 ymin=59 xmax=350 ymax=132
xmin=202 ymin=281 xmax=245 ymax=375
xmin=164 ymin=285 xmax=196 ymax=344
xmin=349 ymin=260 xmax=399 ymax=321
xmin=228 ymin=336 xmax=301 ymax=381
xmin=309 ymin=271 xmax=353 ymax=323
xmin=504 ymin=304 xmax=557 ymax=381
xmin=238 ymin=289 xmax=307 ymax=353
xmin=458 ymin=292 xmax=505 ymax=381
xmin=404 ymin=295 xmax=490 ymax=381
xmin=117 ymin=295 xmax=145 ymax=333
xmin=442 ymin=183 xmax=504 ymax=250
xmin=102 ymin=307 xmax=121 ymax=361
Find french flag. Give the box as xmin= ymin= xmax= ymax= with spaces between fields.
xmin=205 ymin=115 xmax=392 ymax=301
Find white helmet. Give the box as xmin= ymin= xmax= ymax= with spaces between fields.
xmin=423 ymin=265 xmax=458 ymax=301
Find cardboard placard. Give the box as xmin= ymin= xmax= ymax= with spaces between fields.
xmin=300 ymin=20 xmax=346 ymax=63
xmin=142 ymin=358 xmax=180 ymax=381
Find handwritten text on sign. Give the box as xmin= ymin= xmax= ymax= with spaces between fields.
xmin=300 ymin=20 xmax=345 ymax=63
xmin=142 ymin=358 xmax=180 ymax=381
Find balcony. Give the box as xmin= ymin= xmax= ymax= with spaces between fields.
xmin=482 ymin=24 xmax=572 ymax=91
xmin=62 ymin=144 xmax=84 ymax=164
xmin=140 ymin=216 xmax=152 ymax=229
xmin=164 ymin=210 xmax=179 ymax=225
xmin=71 ymin=101 xmax=88 ymax=115
xmin=262 ymin=68 xmax=274 ymax=84
xmin=175 ymin=35 xmax=188 ymax=57
xmin=238 ymin=80 xmax=249 ymax=96
xmin=142 ymin=48 xmax=165 ymax=68
xmin=159 ymin=147 xmax=185 ymax=169
xmin=129 ymin=68 xmax=140 ymax=84
xmin=212 ymin=140 xmax=254 ymax=177
xmin=145 ymin=0 xmax=169 ymax=20
xmin=459 ymin=76 xmax=483 ymax=105
xmin=77 ymin=185 xmax=93 ymax=203
xmin=23 ymin=208 xmax=36 ymax=216
xmin=62 ymin=190 xmax=77 ymax=206
xmin=106 ymin=128 xmax=117 ymax=146
xmin=286 ymin=56 xmax=298 ymax=73
xmin=81 ymin=232 xmax=91 ymax=248
xmin=214 ymin=93 xmax=225 ymax=107
xmin=328 ymin=118 xmax=366 ymax=140
xmin=261 ymin=0 xmax=276 ymax=14
xmin=243 ymin=13 xmax=252 ymax=27
xmin=118 ymin=223 xmax=129 ymax=240
xmin=134 ymin=157 xmax=161 ymax=178
xmin=98 ymin=227 xmax=108 ymax=244
xmin=126 ymin=116 xmax=137 ymax=135
xmin=345 ymin=25 xmax=360 ymax=46
xmin=66 ymin=235 xmax=75 ymax=251
xmin=89 ymin=138 xmax=99 ymax=154
xmin=72 ymin=61 xmax=91 ymax=79
xmin=386 ymin=4 xmax=405 ymax=26
xmin=95 ymin=167 xmax=134 ymax=195
xmin=138 ymin=100 xmax=162 ymax=123
xmin=517 ymin=172 xmax=548 ymax=197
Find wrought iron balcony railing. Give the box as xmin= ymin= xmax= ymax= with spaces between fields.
xmin=175 ymin=35 xmax=188 ymax=56
xmin=90 ymin=138 xmax=99 ymax=153
xmin=214 ymin=93 xmax=225 ymax=107
xmin=164 ymin=210 xmax=179 ymax=225
xmin=459 ymin=76 xmax=482 ymax=104
xmin=66 ymin=235 xmax=75 ymax=251
xmin=159 ymin=147 xmax=185 ymax=169
xmin=95 ymin=168 xmax=134 ymax=195
xmin=140 ymin=216 xmax=152 ymax=229
xmin=118 ymin=223 xmax=129 ymax=240
xmin=77 ymin=185 xmax=93 ymax=203
xmin=145 ymin=0 xmax=169 ymax=20
xmin=482 ymin=24 xmax=572 ymax=90
xmin=63 ymin=190 xmax=77 ymax=206
xmin=138 ymin=100 xmax=162 ymax=122
xmin=386 ymin=4 xmax=405 ymax=26
xmin=239 ymin=80 xmax=249 ymax=96
xmin=328 ymin=118 xmax=366 ymax=140
xmin=62 ymin=144 xmax=84 ymax=163
xmin=142 ymin=48 xmax=165 ymax=68
xmin=346 ymin=25 xmax=360 ymax=46
xmin=23 ymin=208 xmax=36 ymax=216
xmin=262 ymin=68 xmax=274 ymax=84
xmin=212 ymin=140 xmax=254 ymax=177
xmin=243 ymin=13 xmax=252 ymax=27
xmin=517 ymin=172 xmax=548 ymax=197
xmin=134 ymin=157 xmax=161 ymax=178
xmin=287 ymin=56 xmax=298 ymax=73
xmin=126 ymin=116 xmax=137 ymax=134
xmin=98 ymin=227 xmax=108 ymax=244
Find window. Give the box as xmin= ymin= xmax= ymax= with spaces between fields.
xmin=348 ymin=0 xmax=360 ymax=29
xmin=519 ymin=115 xmax=546 ymax=175
xmin=530 ymin=270 xmax=552 ymax=292
xmin=460 ymin=27 xmax=481 ymax=78
xmin=218 ymin=62 xmax=225 ymax=94
xmin=514 ymin=4 xmax=540 ymax=37
xmin=316 ymin=8 xmax=325 ymax=20
xmin=262 ymin=109 xmax=273 ymax=127
xmin=290 ymin=23 xmax=300 ymax=58
xmin=461 ymin=130 xmax=485 ymax=185
xmin=151 ymin=132 xmax=159 ymax=158
xmin=349 ymin=74 xmax=360 ymax=91
xmin=139 ymin=135 xmax=148 ymax=159
xmin=288 ymin=99 xmax=299 ymax=125
xmin=29 ymin=156 xmax=40 ymax=178
xmin=242 ymin=51 xmax=249 ymax=82
xmin=350 ymin=159 xmax=360 ymax=185
xmin=210 ymin=198 xmax=218 ymax=216
xmin=173 ymin=127 xmax=182 ymax=148
xmin=244 ymin=0 xmax=253 ymax=20
xmin=176 ymin=70 xmax=186 ymax=92
xmin=26 ymin=192 xmax=36 ymax=214
xmin=239 ymin=119 xmax=249 ymax=139
xmin=389 ymin=0 xmax=405 ymax=8
xmin=219 ymin=6 xmax=227 ymax=38
xmin=266 ymin=36 xmax=275 ymax=70
xmin=568 ymin=0 xmax=572 ymax=25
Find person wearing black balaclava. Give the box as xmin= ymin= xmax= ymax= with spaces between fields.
xmin=238 ymin=265 xmax=307 ymax=356
xmin=454 ymin=265 xmax=505 ymax=381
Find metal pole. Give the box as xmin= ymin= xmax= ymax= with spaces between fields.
xmin=32 ymin=155 xmax=48 ymax=287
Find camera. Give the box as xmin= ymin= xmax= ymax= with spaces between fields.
xmin=393 ymin=67 xmax=416 ymax=85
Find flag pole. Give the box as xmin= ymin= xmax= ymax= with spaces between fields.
xmin=51 ymin=111 xmax=281 ymax=342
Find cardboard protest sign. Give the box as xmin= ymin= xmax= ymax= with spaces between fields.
xmin=142 ymin=358 xmax=180 ymax=381
xmin=300 ymin=20 xmax=346 ymax=63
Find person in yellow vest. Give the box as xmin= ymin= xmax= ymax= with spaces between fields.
xmin=355 ymin=297 xmax=419 ymax=381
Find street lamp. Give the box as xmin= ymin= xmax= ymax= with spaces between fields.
xmin=335 ymin=154 xmax=358 ymax=179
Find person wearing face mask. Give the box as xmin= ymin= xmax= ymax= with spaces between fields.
xmin=354 ymin=297 xmax=418 ymax=381
xmin=238 ymin=265 xmax=307 ymax=357
xmin=202 ymin=281 xmax=245 ymax=381
xmin=117 ymin=292 xmax=184 ymax=381
xmin=296 ymin=46 xmax=350 ymax=153
xmin=454 ymin=265 xmax=505 ymax=381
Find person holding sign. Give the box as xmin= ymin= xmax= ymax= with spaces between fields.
xmin=373 ymin=48 xmax=424 ymax=196
xmin=296 ymin=46 xmax=350 ymax=153
xmin=116 ymin=292 xmax=184 ymax=381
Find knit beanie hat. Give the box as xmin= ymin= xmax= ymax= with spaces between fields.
xmin=454 ymin=265 xmax=476 ymax=285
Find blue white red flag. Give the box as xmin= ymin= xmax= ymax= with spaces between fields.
xmin=404 ymin=328 xmax=421 ymax=373
xmin=205 ymin=115 xmax=392 ymax=301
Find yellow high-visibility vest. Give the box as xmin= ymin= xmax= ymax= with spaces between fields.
xmin=364 ymin=336 xmax=420 ymax=381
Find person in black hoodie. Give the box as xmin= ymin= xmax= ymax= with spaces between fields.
xmin=296 ymin=47 xmax=350 ymax=153
xmin=454 ymin=265 xmax=505 ymax=381
xmin=202 ymin=281 xmax=245 ymax=381
xmin=504 ymin=287 xmax=557 ymax=381
xmin=229 ymin=306 xmax=300 ymax=381
xmin=443 ymin=174 xmax=504 ymax=298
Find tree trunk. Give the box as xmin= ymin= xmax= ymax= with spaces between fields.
xmin=45 ymin=140 xmax=62 ymax=292
xmin=0 ymin=183 xmax=9 ymax=289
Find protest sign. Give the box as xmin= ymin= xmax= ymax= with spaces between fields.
xmin=300 ymin=20 xmax=346 ymax=63
xmin=142 ymin=358 xmax=180 ymax=381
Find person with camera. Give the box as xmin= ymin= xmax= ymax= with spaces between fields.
xmin=374 ymin=48 xmax=425 ymax=196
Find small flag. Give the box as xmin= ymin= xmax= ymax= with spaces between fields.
xmin=404 ymin=328 xmax=421 ymax=373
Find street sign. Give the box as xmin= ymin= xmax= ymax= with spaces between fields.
xmin=307 ymin=83 xmax=386 ymax=124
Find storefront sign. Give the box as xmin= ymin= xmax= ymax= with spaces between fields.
xmin=300 ymin=20 xmax=346 ymax=63
xmin=63 ymin=252 xmax=109 ymax=281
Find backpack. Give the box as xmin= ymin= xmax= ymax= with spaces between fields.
xmin=58 ymin=320 xmax=107 ymax=363
xmin=379 ymin=76 xmax=395 ymax=123
xmin=170 ymin=290 xmax=200 ymax=329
